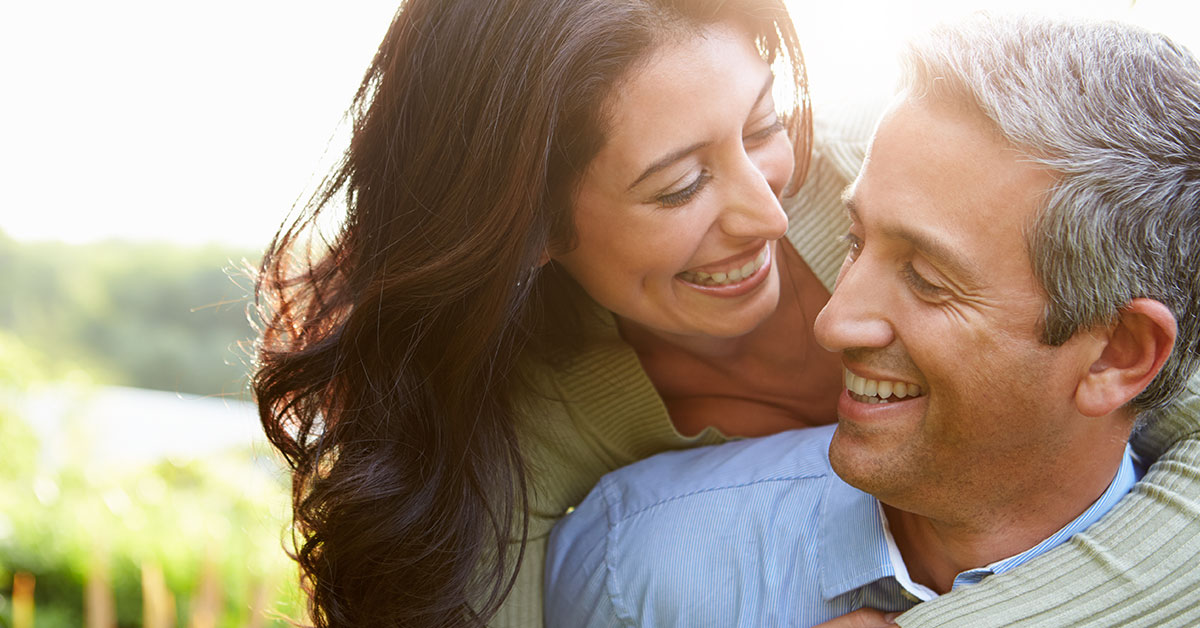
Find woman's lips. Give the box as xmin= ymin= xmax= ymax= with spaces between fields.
xmin=675 ymin=243 xmax=773 ymax=297
xmin=677 ymin=244 xmax=770 ymax=287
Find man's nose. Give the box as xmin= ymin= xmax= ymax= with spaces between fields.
xmin=813 ymin=254 xmax=896 ymax=353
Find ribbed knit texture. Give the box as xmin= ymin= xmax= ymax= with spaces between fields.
xmin=491 ymin=99 xmax=1200 ymax=627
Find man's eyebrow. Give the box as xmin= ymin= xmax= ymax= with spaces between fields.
xmin=840 ymin=185 xmax=855 ymax=212
xmin=843 ymin=196 xmax=982 ymax=284
xmin=627 ymin=72 xmax=776 ymax=191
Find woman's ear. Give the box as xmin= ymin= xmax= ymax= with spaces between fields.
xmin=1075 ymin=298 xmax=1177 ymax=417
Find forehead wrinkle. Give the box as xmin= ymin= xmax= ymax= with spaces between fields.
xmin=844 ymin=195 xmax=984 ymax=288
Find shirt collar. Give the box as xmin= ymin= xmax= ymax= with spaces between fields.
xmin=817 ymin=466 xmax=897 ymax=599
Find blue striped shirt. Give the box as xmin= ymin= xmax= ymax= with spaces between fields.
xmin=545 ymin=425 xmax=1140 ymax=627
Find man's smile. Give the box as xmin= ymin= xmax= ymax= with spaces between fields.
xmin=844 ymin=368 xmax=925 ymax=404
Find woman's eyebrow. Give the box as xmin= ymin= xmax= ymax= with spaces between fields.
xmin=627 ymin=141 xmax=710 ymax=191
xmin=627 ymin=72 xmax=776 ymax=191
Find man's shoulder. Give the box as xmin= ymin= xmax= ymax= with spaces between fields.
xmin=593 ymin=424 xmax=838 ymax=523
xmin=545 ymin=425 xmax=845 ymax=627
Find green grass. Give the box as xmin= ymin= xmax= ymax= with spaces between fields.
xmin=0 ymin=382 xmax=304 ymax=627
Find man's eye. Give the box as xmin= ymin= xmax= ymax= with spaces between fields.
xmin=841 ymin=232 xmax=863 ymax=260
xmin=902 ymin=263 xmax=944 ymax=296
xmin=656 ymin=171 xmax=711 ymax=208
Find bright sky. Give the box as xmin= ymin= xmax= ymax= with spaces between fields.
xmin=2 ymin=1 xmax=1196 ymax=248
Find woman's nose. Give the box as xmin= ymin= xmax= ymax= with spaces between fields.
xmin=718 ymin=151 xmax=790 ymax=241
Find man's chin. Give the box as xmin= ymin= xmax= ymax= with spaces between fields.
xmin=828 ymin=426 xmax=903 ymax=495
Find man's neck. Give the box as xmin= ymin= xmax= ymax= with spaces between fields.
xmin=882 ymin=448 xmax=1129 ymax=594
xmin=883 ymin=504 xmax=1023 ymax=594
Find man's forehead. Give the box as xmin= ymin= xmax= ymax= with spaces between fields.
xmin=844 ymin=98 xmax=1056 ymax=285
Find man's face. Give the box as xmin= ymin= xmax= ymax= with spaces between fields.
xmin=813 ymin=97 xmax=1100 ymax=522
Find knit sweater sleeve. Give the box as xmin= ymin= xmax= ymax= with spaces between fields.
xmin=896 ymin=377 xmax=1200 ymax=627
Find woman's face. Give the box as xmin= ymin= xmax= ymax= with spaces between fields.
xmin=553 ymin=23 xmax=795 ymax=343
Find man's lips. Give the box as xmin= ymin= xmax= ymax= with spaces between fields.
xmin=843 ymin=368 xmax=924 ymax=404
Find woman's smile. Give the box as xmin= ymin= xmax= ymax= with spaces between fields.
xmin=676 ymin=242 xmax=773 ymax=296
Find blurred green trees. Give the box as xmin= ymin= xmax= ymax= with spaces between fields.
xmin=0 ymin=232 xmax=305 ymax=626
xmin=0 ymin=230 xmax=259 ymax=397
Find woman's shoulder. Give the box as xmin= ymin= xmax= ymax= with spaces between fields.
xmin=810 ymin=93 xmax=889 ymax=182
xmin=511 ymin=310 xmax=726 ymax=525
xmin=785 ymin=93 xmax=890 ymax=292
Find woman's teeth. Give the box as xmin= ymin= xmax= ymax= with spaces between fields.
xmin=678 ymin=246 xmax=769 ymax=286
xmin=845 ymin=369 xmax=923 ymax=404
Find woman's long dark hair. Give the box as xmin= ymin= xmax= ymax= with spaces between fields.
xmin=253 ymin=0 xmax=810 ymax=625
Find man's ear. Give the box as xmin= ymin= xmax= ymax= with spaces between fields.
xmin=1075 ymin=298 xmax=1177 ymax=417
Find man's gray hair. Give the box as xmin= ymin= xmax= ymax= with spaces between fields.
xmin=899 ymin=13 xmax=1200 ymax=414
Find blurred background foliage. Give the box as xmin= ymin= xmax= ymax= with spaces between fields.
xmin=0 ymin=229 xmax=305 ymax=627
xmin=0 ymin=231 xmax=256 ymax=397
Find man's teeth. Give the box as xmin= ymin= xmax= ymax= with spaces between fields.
xmin=845 ymin=369 xmax=923 ymax=404
xmin=679 ymin=246 xmax=769 ymax=286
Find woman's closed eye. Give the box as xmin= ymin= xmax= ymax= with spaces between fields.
xmin=655 ymin=171 xmax=712 ymax=208
xmin=744 ymin=118 xmax=785 ymax=144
